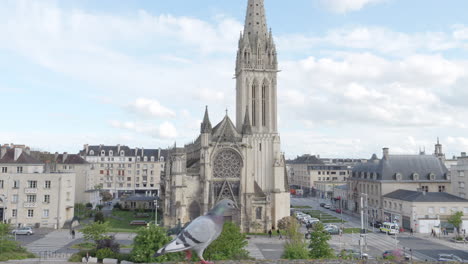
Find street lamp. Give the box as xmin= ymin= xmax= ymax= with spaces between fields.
xmin=154 ymin=198 xmax=159 ymax=226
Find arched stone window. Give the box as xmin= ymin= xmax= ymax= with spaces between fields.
xmin=89 ymin=150 xmax=94 ymax=155
xmin=262 ymin=81 xmax=268 ymax=127
xmin=395 ymin=173 xmax=402 ymax=181
xmin=256 ymin=207 xmax=262 ymax=220
xmin=213 ymin=149 xmax=242 ymax=178
xmin=252 ymin=82 xmax=257 ymax=126
xmin=412 ymin=173 xmax=420 ymax=181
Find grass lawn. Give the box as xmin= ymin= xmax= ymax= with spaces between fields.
xmin=291 ymin=205 xmax=312 ymax=208
xmin=107 ymin=210 xmax=156 ymax=232
xmin=70 ymin=242 xmax=96 ymax=250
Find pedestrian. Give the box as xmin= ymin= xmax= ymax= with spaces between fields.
xmin=277 ymin=229 xmax=282 ymax=239
xmin=71 ymin=229 xmax=75 ymax=239
xmin=410 ymin=228 xmax=413 ymax=236
xmin=431 ymin=229 xmax=434 ymax=237
xmin=268 ymin=229 xmax=272 ymax=238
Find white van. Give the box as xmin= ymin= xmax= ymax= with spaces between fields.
xmin=380 ymin=222 xmax=399 ymax=235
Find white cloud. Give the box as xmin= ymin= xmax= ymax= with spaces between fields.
xmin=110 ymin=120 xmax=178 ymax=139
xmin=126 ymin=98 xmax=176 ymax=118
xmin=320 ymin=0 xmax=387 ymax=14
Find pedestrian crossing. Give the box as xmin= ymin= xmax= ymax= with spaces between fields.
xmin=26 ymin=230 xmax=81 ymax=255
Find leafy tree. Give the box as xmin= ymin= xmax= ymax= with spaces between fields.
xmin=94 ymin=211 xmax=105 ymax=223
xmin=131 ymin=224 xmax=182 ymax=263
xmin=96 ymin=248 xmax=115 ymax=260
xmin=80 ymin=222 xmax=110 ymax=245
xmin=282 ymin=218 xmax=309 ymax=259
xmin=97 ymin=235 xmax=120 ymax=254
xmin=203 ymin=222 xmax=250 ymax=261
xmin=100 ymin=191 xmax=113 ymax=202
xmin=85 ymin=202 xmax=93 ymax=208
xmin=448 ymin=211 xmax=464 ymax=238
xmin=277 ymin=216 xmax=296 ymax=231
xmin=308 ymin=222 xmax=334 ymax=259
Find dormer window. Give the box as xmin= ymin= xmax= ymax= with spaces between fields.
xmin=101 ymin=150 xmax=105 ymax=156
xmin=109 ymin=150 xmax=113 ymax=156
xmin=412 ymin=173 xmax=420 ymax=181
xmin=144 ymin=156 xmax=148 ymax=162
xmin=429 ymin=173 xmax=436 ymax=180
xmin=445 ymin=172 xmax=451 ymax=180
xmin=137 ymin=156 xmax=141 ymax=162
xmin=160 ymin=156 xmax=164 ymax=162
xmin=89 ymin=150 xmax=94 ymax=155
xmin=395 ymin=173 xmax=402 ymax=181
xmin=151 ymin=156 xmax=155 ymax=162
xmin=120 ymin=150 xmax=125 ymax=156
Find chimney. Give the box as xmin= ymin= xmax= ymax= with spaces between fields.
xmin=84 ymin=144 xmax=89 ymax=154
xmin=462 ymin=152 xmax=467 ymax=158
xmin=142 ymin=147 xmax=144 ymax=157
xmin=135 ymin=147 xmax=139 ymax=156
xmin=117 ymin=144 xmax=121 ymax=153
xmin=25 ymin=147 xmax=31 ymax=155
xmin=14 ymin=148 xmax=23 ymax=161
xmin=55 ymin=152 xmax=59 ymax=161
xmin=63 ymin=152 xmax=68 ymax=162
xmin=382 ymin=148 xmax=389 ymax=160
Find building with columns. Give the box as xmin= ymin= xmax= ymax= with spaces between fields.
xmin=162 ymin=0 xmax=290 ymax=232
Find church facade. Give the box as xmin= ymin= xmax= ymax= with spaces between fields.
xmin=161 ymin=0 xmax=290 ymax=233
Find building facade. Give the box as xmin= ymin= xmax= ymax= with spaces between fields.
xmin=349 ymin=148 xmax=451 ymax=222
xmin=288 ymin=155 xmax=324 ymax=196
xmin=383 ymin=189 xmax=468 ymax=233
xmin=79 ymin=145 xmax=166 ymax=199
xmin=0 ymin=144 xmax=75 ymax=228
xmin=312 ymin=165 xmax=350 ymax=199
xmin=451 ymin=152 xmax=468 ymax=198
xmin=162 ymin=0 xmax=290 ymax=233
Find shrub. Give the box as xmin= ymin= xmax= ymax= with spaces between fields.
xmin=130 ymin=224 xmax=182 ymax=263
xmin=96 ymin=248 xmax=115 ymax=260
xmin=203 ymin=222 xmax=250 ymax=261
xmin=96 ymin=204 xmax=104 ymax=211
xmin=85 ymin=202 xmax=93 ymax=208
xmin=308 ymin=222 xmax=334 ymax=259
xmin=96 ymin=235 xmax=120 ymax=254
xmin=94 ymin=211 xmax=105 ymax=223
xmin=113 ymin=202 xmax=122 ymax=210
xmin=277 ymin=216 xmax=296 ymax=231
xmin=282 ymin=217 xmax=309 ymax=259
xmin=80 ymin=221 xmax=110 ymax=244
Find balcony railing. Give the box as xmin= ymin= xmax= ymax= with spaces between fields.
xmin=24 ymin=202 xmax=37 ymax=208
xmin=24 ymin=188 xmax=37 ymax=194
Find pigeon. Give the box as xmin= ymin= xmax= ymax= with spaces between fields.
xmin=154 ymin=199 xmax=236 ymax=264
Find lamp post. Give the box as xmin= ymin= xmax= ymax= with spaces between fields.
xmin=154 ymin=198 xmax=158 ymax=226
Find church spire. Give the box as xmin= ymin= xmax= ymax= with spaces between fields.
xmin=200 ymin=106 xmax=212 ymax=134
xmin=244 ymin=0 xmax=268 ymax=43
xmin=242 ymin=106 xmax=252 ymax=135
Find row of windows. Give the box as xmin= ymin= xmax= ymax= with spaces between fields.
xmin=1 ymin=166 xmax=24 ymax=173
xmin=11 ymin=209 xmax=49 ymax=218
xmin=92 ymin=150 xmax=164 ymax=162
xmin=0 ymin=180 xmax=52 ymax=189
xmin=99 ymin=170 xmax=156 ymax=176
xmin=105 ymin=183 xmax=155 ymax=188
xmin=99 ymin=163 xmax=160 ymax=169
xmin=7 ymin=194 xmax=50 ymax=203
xmin=317 ymin=171 xmax=349 ymax=175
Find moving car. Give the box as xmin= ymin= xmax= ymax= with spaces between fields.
xmin=11 ymin=227 xmax=34 ymax=235
xmin=335 ymin=208 xmax=342 ymax=213
xmin=339 ymin=249 xmax=369 ymax=260
xmin=437 ymin=254 xmax=465 ymax=262
xmin=370 ymin=221 xmax=383 ymax=228
xmin=324 ymin=204 xmax=331 ymax=209
xmin=320 ymin=203 xmax=326 ymax=207
xmin=380 ymin=222 xmax=399 ymax=235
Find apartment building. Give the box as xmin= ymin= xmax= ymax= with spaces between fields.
xmin=349 ymin=148 xmax=451 ymax=222
xmin=451 ymin=152 xmax=468 ymax=198
xmin=0 ymin=144 xmax=75 ymax=228
xmin=288 ymin=155 xmax=324 ymax=196
xmin=312 ymin=165 xmax=350 ymax=199
xmin=79 ymin=145 xmax=166 ymax=198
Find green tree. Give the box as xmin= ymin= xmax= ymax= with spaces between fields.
xmin=100 ymin=191 xmax=113 ymax=202
xmin=277 ymin=216 xmax=295 ymax=231
xmin=203 ymin=222 xmax=250 ymax=261
xmin=308 ymin=222 xmax=334 ymax=259
xmin=80 ymin=221 xmax=110 ymax=245
xmin=448 ymin=211 xmax=464 ymax=238
xmin=130 ymin=224 xmax=182 ymax=263
xmin=282 ymin=217 xmax=309 ymax=259
xmin=94 ymin=211 xmax=105 ymax=223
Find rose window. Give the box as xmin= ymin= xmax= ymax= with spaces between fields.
xmin=213 ymin=149 xmax=242 ymax=178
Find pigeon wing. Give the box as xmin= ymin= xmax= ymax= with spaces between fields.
xmin=156 ymin=216 xmax=217 ymax=255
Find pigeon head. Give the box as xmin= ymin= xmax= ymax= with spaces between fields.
xmin=209 ymin=199 xmax=236 ymax=216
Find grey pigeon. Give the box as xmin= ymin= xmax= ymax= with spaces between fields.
xmin=154 ymin=199 xmax=236 ymax=264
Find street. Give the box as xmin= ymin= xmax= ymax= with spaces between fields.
xmin=291 ymin=197 xmax=468 ymax=261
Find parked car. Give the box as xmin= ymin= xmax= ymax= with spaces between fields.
xmin=325 ymin=226 xmax=340 ymax=235
xmin=320 ymin=203 xmax=326 ymax=207
xmin=335 ymin=208 xmax=342 ymax=213
xmin=339 ymin=249 xmax=369 ymax=260
xmin=382 ymin=250 xmax=410 ymax=261
xmin=437 ymin=254 xmax=466 ymax=262
xmin=11 ymin=227 xmax=34 ymax=235
xmin=323 ymin=204 xmax=331 ymax=209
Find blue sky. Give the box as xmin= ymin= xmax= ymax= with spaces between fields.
xmin=1 ymin=0 xmax=468 ymax=158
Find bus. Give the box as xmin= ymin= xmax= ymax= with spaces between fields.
xmin=380 ymin=222 xmax=399 ymax=235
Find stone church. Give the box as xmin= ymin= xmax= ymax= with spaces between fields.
xmin=162 ymin=0 xmax=290 ymax=232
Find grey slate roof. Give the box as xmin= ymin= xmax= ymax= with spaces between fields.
xmin=211 ymin=115 xmax=242 ymax=142
xmin=81 ymin=145 xmax=166 ymax=160
xmin=384 ymin=189 xmax=468 ymax=203
xmin=56 ymin=154 xmax=87 ymax=164
xmin=352 ymin=154 xmax=449 ymax=181
xmin=0 ymin=149 xmax=42 ymax=164
xmin=288 ymin=155 xmax=324 ymax=165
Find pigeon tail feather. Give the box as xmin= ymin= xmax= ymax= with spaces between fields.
xmin=154 ymin=239 xmax=192 ymax=257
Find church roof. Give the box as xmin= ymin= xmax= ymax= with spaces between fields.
xmin=212 ymin=114 xmax=242 ymax=142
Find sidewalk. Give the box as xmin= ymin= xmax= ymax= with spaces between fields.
xmin=412 ymin=233 xmax=468 ymax=251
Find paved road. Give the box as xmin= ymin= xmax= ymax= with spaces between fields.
xmin=291 ymin=197 xmax=468 ymax=261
